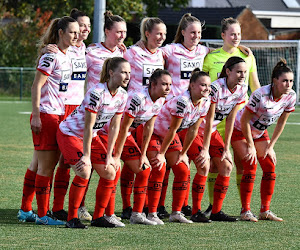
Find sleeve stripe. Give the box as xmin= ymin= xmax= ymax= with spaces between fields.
xmin=125 ymin=112 xmax=135 ymax=118
xmin=85 ymin=108 xmax=97 ymax=113
xmin=245 ymin=106 xmax=255 ymax=114
xmin=37 ymin=68 xmax=50 ymax=76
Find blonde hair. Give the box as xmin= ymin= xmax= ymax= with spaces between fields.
xmin=221 ymin=17 xmax=240 ymax=33
xmin=140 ymin=17 xmax=165 ymax=43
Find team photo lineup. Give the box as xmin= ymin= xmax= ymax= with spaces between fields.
xmin=17 ymin=8 xmax=296 ymax=229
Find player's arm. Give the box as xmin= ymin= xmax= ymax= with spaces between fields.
xmin=31 ymin=71 xmax=49 ymax=134
xmin=195 ymin=103 xmax=215 ymax=167
xmin=75 ymin=110 xmax=96 ymax=172
xmin=151 ymin=116 xmax=182 ymax=169
xmin=140 ymin=116 xmax=157 ymax=169
xmin=106 ymin=113 xmax=123 ymax=170
xmin=263 ymin=111 xmax=291 ymax=164
xmin=249 ymin=71 xmax=261 ymax=92
xmin=240 ymin=108 xmax=256 ymax=164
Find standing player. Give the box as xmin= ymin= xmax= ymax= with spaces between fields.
xmin=231 ymin=59 xmax=296 ymax=222
xmin=120 ymin=17 xmax=166 ymax=218
xmin=144 ymin=69 xmax=211 ymax=224
xmin=196 ymin=57 xmax=248 ymax=222
xmin=202 ymin=17 xmax=261 ymax=215
xmin=99 ymin=69 xmax=172 ymax=225
xmin=18 ymin=16 xmax=79 ymax=225
xmin=86 ymin=11 xmax=126 ymax=91
xmin=57 ymin=57 xmax=130 ymax=229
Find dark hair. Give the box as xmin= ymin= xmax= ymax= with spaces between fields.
xmin=70 ymin=8 xmax=88 ymax=20
xmin=221 ymin=17 xmax=240 ymax=33
xmin=219 ymin=56 xmax=246 ymax=78
xmin=104 ymin=10 xmax=125 ymax=33
xmin=100 ymin=57 xmax=128 ymax=83
xmin=190 ymin=68 xmax=209 ymax=83
xmin=140 ymin=17 xmax=165 ymax=43
xmin=271 ymin=58 xmax=293 ymax=81
xmin=149 ymin=69 xmax=171 ymax=88
xmin=174 ymin=13 xmax=203 ymax=44
xmin=38 ymin=16 xmax=77 ymax=56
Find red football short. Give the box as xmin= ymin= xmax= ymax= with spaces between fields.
xmin=209 ymin=130 xmax=225 ymax=158
xmin=57 ymin=129 xmax=107 ymax=165
xmin=231 ymin=128 xmax=270 ymax=142
xmin=31 ymin=112 xmax=64 ymax=151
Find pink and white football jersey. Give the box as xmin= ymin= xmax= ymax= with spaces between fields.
xmin=100 ymin=87 xmax=165 ymax=134
xmin=153 ymin=90 xmax=210 ymax=137
xmin=162 ymin=43 xmax=210 ymax=98
xmin=199 ymin=77 xmax=247 ymax=133
xmin=85 ymin=43 xmax=124 ymax=91
xmin=234 ymin=84 xmax=296 ymax=139
xmin=37 ymin=50 xmax=72 ymax=115
xmin=124 ymin=45 xmax=164 ymax=93
xmin=63 ymin=43 xmax=87 ymax=105
xmin=59 ymin=82 xmax=128 ymax=139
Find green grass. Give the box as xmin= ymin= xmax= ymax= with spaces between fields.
xmin=0 ymin=101 xmax=300 ymax=249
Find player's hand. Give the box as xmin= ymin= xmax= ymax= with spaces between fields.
xmin=151 ymin=153 xmax=166 ymax=171
xmin=244 ymin=144 xmax=257 ymax=165
xmin=43 ymin=44 xmax=58 ymax=54
xmin=263 ymin=145 xmax=276 ymax=165
xmin=221 ymin=148 xmax=233 ymax=165
xmin=113 ymin=156 xmax=122 ymax=171
xmin=195 ymin=148 xmax=210 ymax=168
xmin=105 ymin=154 xmax=115 ymax=170
xmin=176 ymin=153 xmax=190 ymax=169
xmin=75 ymin=155 xmax=91 ymax=172
xmin=30 ymin=116 xmax=42 ymax=134
xmin=139 ymin=155 xmax=151 ymax=170
xmin=117 ymin=43 xmax=127 ymax=53
xmin=239 ymin=45 xmax=253 ymax=57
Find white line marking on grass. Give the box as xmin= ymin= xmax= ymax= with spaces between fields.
xmin=286 ymin=122 xmax=300 ymax=125
xmin=0 ymin=101 xmax=30 ymax=103
xmin=19 ymin=112 xmax=31 ymax=114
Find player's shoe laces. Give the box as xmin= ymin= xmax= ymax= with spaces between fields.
xmin=147 ymin=212 xmax=164 ymax=225
xmin=121 ymin=206 xmax=132 ymax=220
xmin=35 ymin=215 xmax=66 ymax=225
xmin=157 ymin=206 xmax=170 ymax=219
xmin=181 ymin=205 xmax=192 ymax=216
xmin=190 ymin=210 xmax=212 ymax=223
xmin=91 ymin=217 xmax=116 ymax=228
xmin=203 ymin=204 xmax=213 ymax=217
xmin=169 ymin=211 xmax=193 ymax=224
xmin=104 ymin=215 xmax=125 ymax=227
xmin=66 ymin=218 xmax=88 ymax=229
xmin=259 ymin=210 xmax=283 ymax=222
xmin=130 ymin=212 xmax=157 ymax=225
xmin=52 ymin=209 xmax=68 ymax=221
xmin=17 ymin=209 xmax=37 ymax=222
xmin=78 ymin=206 xmax=92 ymax=222
xmin=240 ymin=210 xmax=258 ymax=222
xmin=210 ymin=210 xmax=238 ymax=222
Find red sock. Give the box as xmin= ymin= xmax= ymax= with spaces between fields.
xmin=68 ymin=175 xmax=89 ymax=221
xmin=93 ymin=178 xmax=114 ymax=219
xmin=192 ymin=173 xmax=207 ymax=214
xmin=172 ymin=162 xmax=189 ymax=212
xmin=183 ymin=170 xmax=191 ymax=207
xmin=47 ymin=173 xmax=54 ymax=211
xmin=258 ymin=156 xmax=276 ymax=212
xmin=35 ymin=174 xmax=51 ymax=218
xmin=158 ymin=167 xmax=170 ymax=207
xmin=120 ymin=164 xmax=135 ymax=209
xmin=21 ymin=169 xmax=36 ymax=212
xmin=105 ymin=168 xmax=121 ymax=216
xmin=212 ymin=175 xmax=230 ymax=214
xmin=148 ymin=163 xmax=166 ymax=213
xmin=240 ymin=159 xmax=257 ymax=213
xmin=133 ymin=168 xmax=150 ymax=213
xmin=80 ymin=168 xmax=94 ymax=207
xmin=52 ymin=167 xmax=70 ymax=212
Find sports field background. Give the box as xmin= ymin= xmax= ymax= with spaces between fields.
xmin=0 ymin=101 xmax=299 ymax=249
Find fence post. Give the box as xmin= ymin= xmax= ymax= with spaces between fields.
xmin=20 ymin=67 xmax=23 ymax=101
xmin=297 ymin=41 xmax=300 ymax=105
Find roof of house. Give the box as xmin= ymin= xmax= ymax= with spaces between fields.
xmin=158 ymin=7 xmax=247 ymax=25
xmin=204 ymin=0 xmax=300 ymax=12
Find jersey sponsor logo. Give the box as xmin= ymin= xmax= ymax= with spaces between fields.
xmin=93 ymin=122 xmax=106 ymax=129
xmin=59 ymin=70 xmax=71 ymax=92
xmin=89 ymin=91 xmax=100 ymax=107
xmin=72 ymin=58 xmax=87 ymax=72
xmin=44 ymin=57 xmax=54 ymax=62
xmin=41 ymin=61 xmax=50 ymax=67
xmin=259 ymin=113 xmax=281 ymax=125
xmin=143 ymin=64 xmax=164 ymax=86
xmin=59 ymin=82 xmax=68 ymax=92
xmin=71 ymin=72 xmax=86 ymax=80
xmin=180 ymin=59 xmax=203 ymax=79
xmin=128 ymin=95 xmax=142 ymax=112
xmin=176 ymin=98 xmax=187 ymax=114
xmin=253 ymin=120 xmax=268 ymax=130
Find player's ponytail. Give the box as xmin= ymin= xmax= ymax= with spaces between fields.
xmin=104 ymin=10 xmax=125 ymax=34
xmin=174 ymin=13 xmax=203 ymax=44
xmin=271 ymin=58 xmax=292 ymax=81
xmin=221 ymin=17 xmax=240 ymax=33
xmin=100 ymin=57 xmax=128 ymax=83
xmin=219 ymin=56 xmax=245 ymax=79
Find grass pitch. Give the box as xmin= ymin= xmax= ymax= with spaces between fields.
xmin=0 ymin=101 xmax=299 ymax=249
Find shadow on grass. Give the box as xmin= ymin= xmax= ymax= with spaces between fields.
xmin=0 ymin=209 xmax=32 ymax=225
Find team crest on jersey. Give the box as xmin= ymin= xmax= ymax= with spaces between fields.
xmin=152 ymin=104 xmax=161 ymax=114
xmin=114 ymin=100 xmax=122 ymax=108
